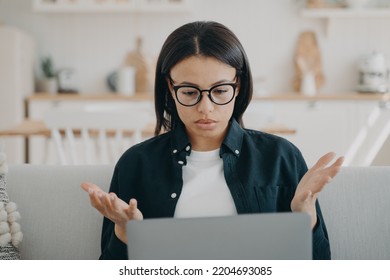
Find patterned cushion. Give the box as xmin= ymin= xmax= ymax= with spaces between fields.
xmin=0 ymin=152 xmax=21 ymax=260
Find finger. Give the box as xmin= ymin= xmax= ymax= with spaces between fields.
xmin=98 ymin=192 xmax=114 ymax=211
xmin=80 ymin=181 xmax=102 ymax=193
xmin=88 ymin=188 xmax=105 ymax=211
xmin=330 ymin=156 xmax=344 ymax=175
xmin=105 ymin=192 xmax=120 ymax=214
xmin=126 ymin=198 xmax=139 ymax=218
xmin=333 ymin=156 xmax=345 ymax=168
xmin=81 ymin=182 xmax=110 ymax=212
xmin=323 ymin=156 xmax=345 ymax=179
xmin=311 ymin=152 xmax=336 ymax=170
xmin=129 ymin=198 xmax=138 ymax=212
xmin=108 ymin=192 xmax=117 ymax=204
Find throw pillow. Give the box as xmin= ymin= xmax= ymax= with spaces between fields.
xmin=0 ymin=152 xmax=22 ymax=260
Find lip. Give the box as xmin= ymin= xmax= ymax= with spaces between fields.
xmin=195 ymin=119 xmax=217 ymax=129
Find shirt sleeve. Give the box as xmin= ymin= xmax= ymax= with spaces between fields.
xmin=312 ymin=201 xmax=331 ymax=260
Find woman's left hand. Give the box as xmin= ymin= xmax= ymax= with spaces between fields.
xmin=291 ymin=152 xmax=344 ymax=229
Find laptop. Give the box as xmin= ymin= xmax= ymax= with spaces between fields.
xmin=126 ymin=212 xmax=312 ymax=260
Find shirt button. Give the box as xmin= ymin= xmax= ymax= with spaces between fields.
xmin=172 ymin=149 xmax=178 ymax=154
xmin=235 ymin=149 xmax=240 ymax=155
xmin=178 ymin=160 xmax=184 ymax=165
xmin=171 ymin=193 xmax=177 ymax=199
xmin=185 ymin=145 xmax=190 ymax=151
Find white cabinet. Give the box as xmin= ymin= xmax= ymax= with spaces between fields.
xmin=246 ymin=100 xmax=352 ymax=167
xmin=26 ymin=94 xmax=390 ymax=166
xmin=245 ymin=98 xmax=389 ymax=167
xmin=345 ymin=100 xmax=390 ymax=166
xmin=27 ymin=96 xmax=154 ymax=164
xmin=274 ymin=100 xmax=352 ymax=167
xmin=0 ymin=26 xmax=34 ymax=164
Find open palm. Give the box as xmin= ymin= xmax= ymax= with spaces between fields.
xmin=291 ymin=152 xmax=344 ymax=228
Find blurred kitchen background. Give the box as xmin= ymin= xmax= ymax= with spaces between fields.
xmin=0 ymin=0 xmax=389 ymax=166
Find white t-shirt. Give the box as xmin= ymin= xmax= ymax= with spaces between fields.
xmin=174 ymin=148 xmax=238 ymax=218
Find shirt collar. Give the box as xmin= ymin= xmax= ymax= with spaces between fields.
xmin=220 ymin=118 xmax=244 ymax=158
xmin=170 ymin=121 xmax=192 ymax=156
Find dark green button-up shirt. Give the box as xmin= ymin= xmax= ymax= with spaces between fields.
xmin=100 ymin=119 xmax=331 ymax=260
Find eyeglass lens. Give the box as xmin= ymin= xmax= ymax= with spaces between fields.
xmin=176 ymin=84 xmax=235 ymax=106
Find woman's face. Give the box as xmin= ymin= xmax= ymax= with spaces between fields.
xmin=168 ymin=56 xmax=239 ymax=151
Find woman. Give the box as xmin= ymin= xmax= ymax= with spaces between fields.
xmin=81 ymin=21 xmax=344 ymax=260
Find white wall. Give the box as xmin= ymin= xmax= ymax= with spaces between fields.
xmin=1 ymin=0 xmax=390 ymax=94
xmin=0 ymin=0 xmax=389 ymax=164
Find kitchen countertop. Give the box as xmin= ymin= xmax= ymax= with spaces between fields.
xmin=253 ymin=92 xmax=390 ymax=101
xmin=27 ymin=93 xmax=154 ymax=101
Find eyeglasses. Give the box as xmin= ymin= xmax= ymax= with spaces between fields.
xmin=170 ymin=78 xmax=238 ymax=107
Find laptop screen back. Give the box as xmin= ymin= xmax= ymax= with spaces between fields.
xmin=126 ymin=212 xmax=312 ymax=260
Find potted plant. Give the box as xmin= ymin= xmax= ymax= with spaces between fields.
xmin=39 ymin=56 xmax=58 ymax=94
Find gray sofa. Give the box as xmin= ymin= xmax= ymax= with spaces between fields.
xmin=6 ymin=164 xmax=112 ymax=260
xmin=5 ymin=164 xmax=390 ymax=260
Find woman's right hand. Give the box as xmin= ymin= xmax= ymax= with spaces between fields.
xmin=80 ymin=182 xmax=143 ymax=244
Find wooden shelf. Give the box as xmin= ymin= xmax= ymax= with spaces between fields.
xmin=32 ymin=0 xmax=192 ymax=13
xmin=300 ymin=8 xmax=390 ymax=36
xmin=28 ymin=92 xmax=153 ymax=101
xmin=28 ymin=92 xmax=390 ymax=102
xmin=301 ymin=8 xmax=390 ymax=19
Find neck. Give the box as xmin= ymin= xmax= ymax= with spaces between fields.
xmin=189 ymin=134 xmax=225 ymax=152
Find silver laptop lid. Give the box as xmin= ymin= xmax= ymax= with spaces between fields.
xmin=126 ymin=212 xmax=312 ymax=260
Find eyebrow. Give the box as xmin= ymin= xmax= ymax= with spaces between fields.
xmin=171 ymin=77 xmax=236 ymax=87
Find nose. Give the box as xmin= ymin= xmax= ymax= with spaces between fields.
xmin=197 ymin=92 xmax=214 ymax=114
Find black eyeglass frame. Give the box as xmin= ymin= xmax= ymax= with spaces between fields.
xmin=169 ymin=78 xmax=239 ymax=107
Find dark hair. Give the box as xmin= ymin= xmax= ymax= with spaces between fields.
xmin=154 ymin=21 xmax=253 ymax=135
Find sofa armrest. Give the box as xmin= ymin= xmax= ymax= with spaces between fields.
xmin=6 ymin=164 xmax=114 ymax=260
